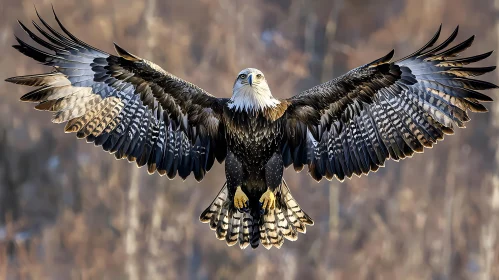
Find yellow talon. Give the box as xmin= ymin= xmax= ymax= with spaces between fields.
xmin=259 ymin=189 xmax=276 ymax=210
xmin=234 ymin=186 xmax=249 ymax=209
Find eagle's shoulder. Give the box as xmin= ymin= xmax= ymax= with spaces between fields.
xmin=262 ymin=100 xmax=290 ymax=122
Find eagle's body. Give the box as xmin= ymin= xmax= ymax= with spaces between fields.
xmin=223 ymin=105 xmax=285 ymax=210
xmin=224 ymin=106 xmax=283 ymax=183
xmin=224 ymin=98 xmax=284 ymax=172
xmin=213 ymin=70 xmax=303 ymax=248
xmin=6 ymin=10 xmax=497 ymax=249
xmin=223 ymin=70 xmax=288 ymax=192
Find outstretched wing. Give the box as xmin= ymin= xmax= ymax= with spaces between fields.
xmin=284 ymin=26 xmax=496 ymax=181
xmin=6 ymin=9 xmax=228 ymax=181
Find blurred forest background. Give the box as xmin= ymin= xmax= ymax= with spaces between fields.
xmin=0 ymin=0 xmax=499 ymax=279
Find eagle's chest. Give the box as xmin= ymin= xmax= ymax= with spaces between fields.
xmin=223 ymin=109 xmax=284 ymax=167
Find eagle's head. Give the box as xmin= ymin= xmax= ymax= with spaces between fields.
xmin=229 ymin=68 xmax=280 ymax=112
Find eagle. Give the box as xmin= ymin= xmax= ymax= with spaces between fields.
xmin=6 ymin=9 xmax=496 ymax=250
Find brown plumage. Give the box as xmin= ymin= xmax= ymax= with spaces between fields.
xmin=284 ymin=25 xmax=496 ymax=181
xmin=263 ymin=101 xmax=290 ymax=121
xmin=7 ymin=8 xmax=228 ymax=182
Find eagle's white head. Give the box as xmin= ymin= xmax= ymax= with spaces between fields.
xmin=228 ymin=68 xmax=281 ymax=112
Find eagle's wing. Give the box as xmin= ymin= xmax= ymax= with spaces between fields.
xmin=284 ymin=26 xmax=496 ymax=181
xmin=6 ymin=10 xmax=228 ymax=181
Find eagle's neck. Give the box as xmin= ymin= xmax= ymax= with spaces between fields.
xmin=228 ymin=86 xmax=281 ymax=113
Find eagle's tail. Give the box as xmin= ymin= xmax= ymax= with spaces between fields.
xmin=199 ymin=183 xmax=255 ymax=249
xmin=199 ymin=180 xmax=314 ymax=249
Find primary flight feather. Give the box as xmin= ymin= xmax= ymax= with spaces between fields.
xmin=6 ymin=8 xmax=496 ymax=249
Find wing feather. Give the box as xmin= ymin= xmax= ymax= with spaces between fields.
xmin=285 ymin=26 xmax=496 ymax=181
xmin=6 ymin=9 xmax=228 ymax=181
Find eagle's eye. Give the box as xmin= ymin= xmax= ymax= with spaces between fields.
xmin=239 ymin=74 xmax=247 ymax=80
xmin=256 ymin=74 xmax=263 ymax=79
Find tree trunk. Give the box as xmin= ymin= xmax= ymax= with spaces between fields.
xmin=481 ymin=2 xmax=499 ymax=279
xmin=125 ymin=166 xmax=141 ymax=280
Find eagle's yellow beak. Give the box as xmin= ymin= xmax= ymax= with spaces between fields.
xmin=248 ymin=73 xmax=253 ymax=87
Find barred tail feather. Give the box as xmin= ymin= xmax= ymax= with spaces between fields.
xmin=199 ymin=183 xmax=229 ymax=230
xmin=199 ymin=183 xmax=254 ymax=249
xmin=200 ymin=180 xmax=313 ymax=249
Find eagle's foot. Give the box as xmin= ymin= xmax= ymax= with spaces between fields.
xmin=259 ymin=188 xmax=276 ymax=213
xmin=234 ymin=186 xmax=249 ymax=212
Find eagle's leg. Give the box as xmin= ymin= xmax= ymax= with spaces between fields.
xmin=261 ymin=153 xmax=283 ymax=213
xmin=225 ymin=151 xmax=248 ymax=212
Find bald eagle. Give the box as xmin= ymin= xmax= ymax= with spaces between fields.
xmin=6 ymin=9 xmax=496 ymax=250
